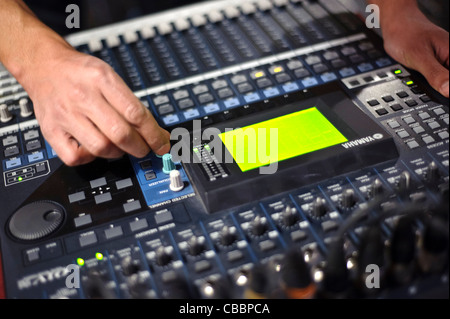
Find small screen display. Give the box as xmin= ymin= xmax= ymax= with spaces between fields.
xmin=218 ymin=107 xmax=349 ymax=172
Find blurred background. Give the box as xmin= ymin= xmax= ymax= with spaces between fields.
xmin=25 ymin=0 xmax=448 ymax=36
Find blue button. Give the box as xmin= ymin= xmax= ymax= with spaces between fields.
xmin=28 ymin=152 xmax=44 ymax=163
xmin=339 ymin=68 xmax=356 ymax=77
xmin=163 ymin=114 xmax=180 ymax=126
xmin=203 ymin=103 xmax=220 ymax=114
xmin=321 ymin=72 xmax=338 ymax=83
xmin=224 ymin=98 xmax=240 ymax=109
xmin=302 ymin=77 xmax=319 ymax=88
xmin=183 ymin=109 xmax=200 ymax=120
xmin=376 ymin=58 xmax=392 ymax=67
xmin=6 ymin=158 xmax=22 ymax=170
xmin=244 ymin=92 xmax=261 ymax=103
xmin=282 ymin=82 xmax=299 ymax=92
xmin=357 ymin=63 xmax=373 ymax=72
xmin=263 ymin=87 xmax=280 ymax=98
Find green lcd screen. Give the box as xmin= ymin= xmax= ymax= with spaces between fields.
xmin=218 ymin=107 xmax=349 ymax=172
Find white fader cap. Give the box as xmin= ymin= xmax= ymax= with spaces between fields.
xmin=169 ymin=170 xmax=184 ymax=192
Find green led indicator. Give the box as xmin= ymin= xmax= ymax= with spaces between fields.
xmin=77 ymin=258 xmax=85 ymax=267
xmin=193 ymin=148 xmax=199 ymax=153
xmin=18 ymin=176 xmax=23 ymax=182
xmin=406 ymin=80 xmax=414 ymax=86
xmin=394 ymin=69 xmax=402 ymax=75
xmin=95 ymin=252 xmax=104 ymax=261
xmin=204 ymin=144 xmax=211 ymax=150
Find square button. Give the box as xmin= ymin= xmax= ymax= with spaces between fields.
xmin=382 ymin=96 xmax=395 ymax=103
xmin=397 ymin=130 xmax=410 ymax=139
xmin=413 ymin=126 xmax=426 ymax=134
xmin=407 ymin=140 xmax=420 ymax=149
xmin=428 ymin=122 xmax=441 ymax=130
xmin=438 ymin=131 xmax=449 ymax=140
xmin=433 ymin=108 xmax=445 ymax=116
xmin=376 ymin=108 xmax=388 ymax=116
xmin=391 ymin=104 xmax=403 ymax=112
xmin=418 ymin=112 xmax=431 ymax=120
xmin=403 ymin=117 xmax=416 ymax=125
xmin=397 ymin=91 xmax=409 ymax=98
xmin=95 ymin=193 xmax=112 ymax=204
xmin=422 ymin=136 xmax=436 ymax=144
xmin=368 ymin=99 xmax=380 ymax=107
xmin=388 ymin=121 xmax=401 ymax=129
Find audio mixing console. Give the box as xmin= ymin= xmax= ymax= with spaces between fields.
xmin=0 ymin=0 xmax=448 ymax=299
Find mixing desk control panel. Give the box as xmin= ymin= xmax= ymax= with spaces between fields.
xmin=0 ymin=0 xmax=448 ymax=299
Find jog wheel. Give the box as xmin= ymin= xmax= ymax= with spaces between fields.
xmin=8 ymin=201 xmax=66 ymax=241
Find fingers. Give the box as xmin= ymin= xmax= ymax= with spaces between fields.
xmin=99 ymin=71 xmax=171 ymax=156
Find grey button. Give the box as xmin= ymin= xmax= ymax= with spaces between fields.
xmin=322 ymin=220 xmax=339 ymax=232
xmin=26 ymin=249 xmax=40 ymax=262
xmin=155 ymin=209 xmax=173 ymax=224
xmin=95 ymin=192 xmax=112 ymax=204
xmin=413 ymin=126 xmax=425 ymax=134
xmin=123 ymin=200 xmax=142 ymax=213
xmin=438 ymin=131 xmax=449 ymax=140
xmin=433 ymin=108 xmax=445 ymax=116
xmin=79 ymin=232 xmax=97 ymax=247
xmin=26 ymin=140 xmax=41 ymax=152
xmin=173 ymin=90 xmax=190 ymax=101
xmin=2 ymin=135 xmax=18 ymax=147
xmin=74 ymin=214 xmax=92 ymax=227
xmin=104 ymin=226 xmax=123 ymax=240
xmin=194 ymin=260 xmax=212 ymax=273
xmin=291 ymin=230 xmax=308 ymax=242
xmin=23 ymin=130 xmax=40 ymax=141
xmin=116 ymin=178 xmax=133 ymax=190
xmin=423 ymin=136 xmax=436 ymax=144
xmin=90 ymin=177 xmax=107 ymax=188
xmin=192 ymin=84 xmax=209 ymax=95
xmin=227 ymin=250 xmax=244 ymax=262
xmin=397 ymin=130 xmax=410 ymax=139
xmin=388 ymin=121 xmax=401 ymax=129
xmin=407 ymin=140 xmax=420 ymax=149
xmin=69 ymin=191 xmax=86 ymax=203
xmin=153 ymin=95 xmax=170 ymax=106
xmin=130 ymin=218 xmax=148 ymax=232
xmin=428 ymin=121 xmax=441 ymax=130
xmin=403 ymin=117 xmax=415 ymax=125
xmin=418 ymin=112 xmax=431 ymax=120
xmin=259 ymin=240 xmax=276 ymax=252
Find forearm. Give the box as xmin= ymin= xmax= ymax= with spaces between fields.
xmin=0 ymin=0 xmax=73 ymax=92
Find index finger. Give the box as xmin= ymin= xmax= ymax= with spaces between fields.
xmin=100 ymin=71 xmax=171 ymax=155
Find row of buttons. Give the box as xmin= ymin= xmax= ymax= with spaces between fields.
xmin=139 ymin=40 xmax=392 ymax=127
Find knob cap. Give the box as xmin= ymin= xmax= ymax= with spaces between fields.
xmin=169 ymin=170 xmax=184 ymax=192
xmin=0 ymin=103 xmax=13 ymax=123
xmin=425 ymin=161 xmax=440 ymax=184
xmin=162 ymin=153 xmax=176 ymax=174
xmin=250 ymin=216 xmax=268 ymax=236
xmin=369 ymin=179 xmax=384 ymax=198
xmin=341 ymin=189 xmax=357 ymax=208
xmin=19 ymin=98 xmax=33 ymax=118
xmin=188 ymin=236 xmax=206 ymax=256
xmin=121 ymin=256 xmax=141 ymax=276
xmin=311 ymin=197 xmax=328 ymax=218
xmin=396 ymin=171 xmax=413 ymax=194
xmin=281 ymin=206 xmax=299 ymax=227
xmin=155 ymin=246 xmax=173 ymax=266
xmin=219 ymin=226 xmax=237 ymax=246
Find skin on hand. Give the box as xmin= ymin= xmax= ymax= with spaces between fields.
xmin=26 ymin=47 xmax=171 ymax=166
xmin=373 ymin=0 xmax=449 ymax=98
xmin=0 ymin=1 xmax=171 ymax=167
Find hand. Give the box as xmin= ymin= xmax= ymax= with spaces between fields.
xmin=25 ymin=47 xmax=171 ymax=166
xmin=380 ymin=5 xmax=449 ymax=98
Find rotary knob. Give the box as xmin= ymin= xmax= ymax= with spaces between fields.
xmin=188 ymin=236 xmax=206 ymax=256
xmin=250 ymin=216 xmax=268 ymax=236
xmin=8 ymin=201 xmax=65 ymax=241
xmin=155 ymin=246 xmax=173 ymax=266
xmin=341 ymin=189 xmax=357 ymax=209
xmin=424 ymin=161 xmax=440 ymax=184
xmin=281 ymin=206 xmax=299 ymax=227
xmin=219 ymin=226 xmax=237 ymax=246
xmin=19 ymin=98 xmax=33 ymax=118
xmin=369 ymin=179 xmax=384 ymax=199
xmin=310 ymin=197 xmax=328 ymax=218
xmin=0 ymin=103 xmax=13 ymax=123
